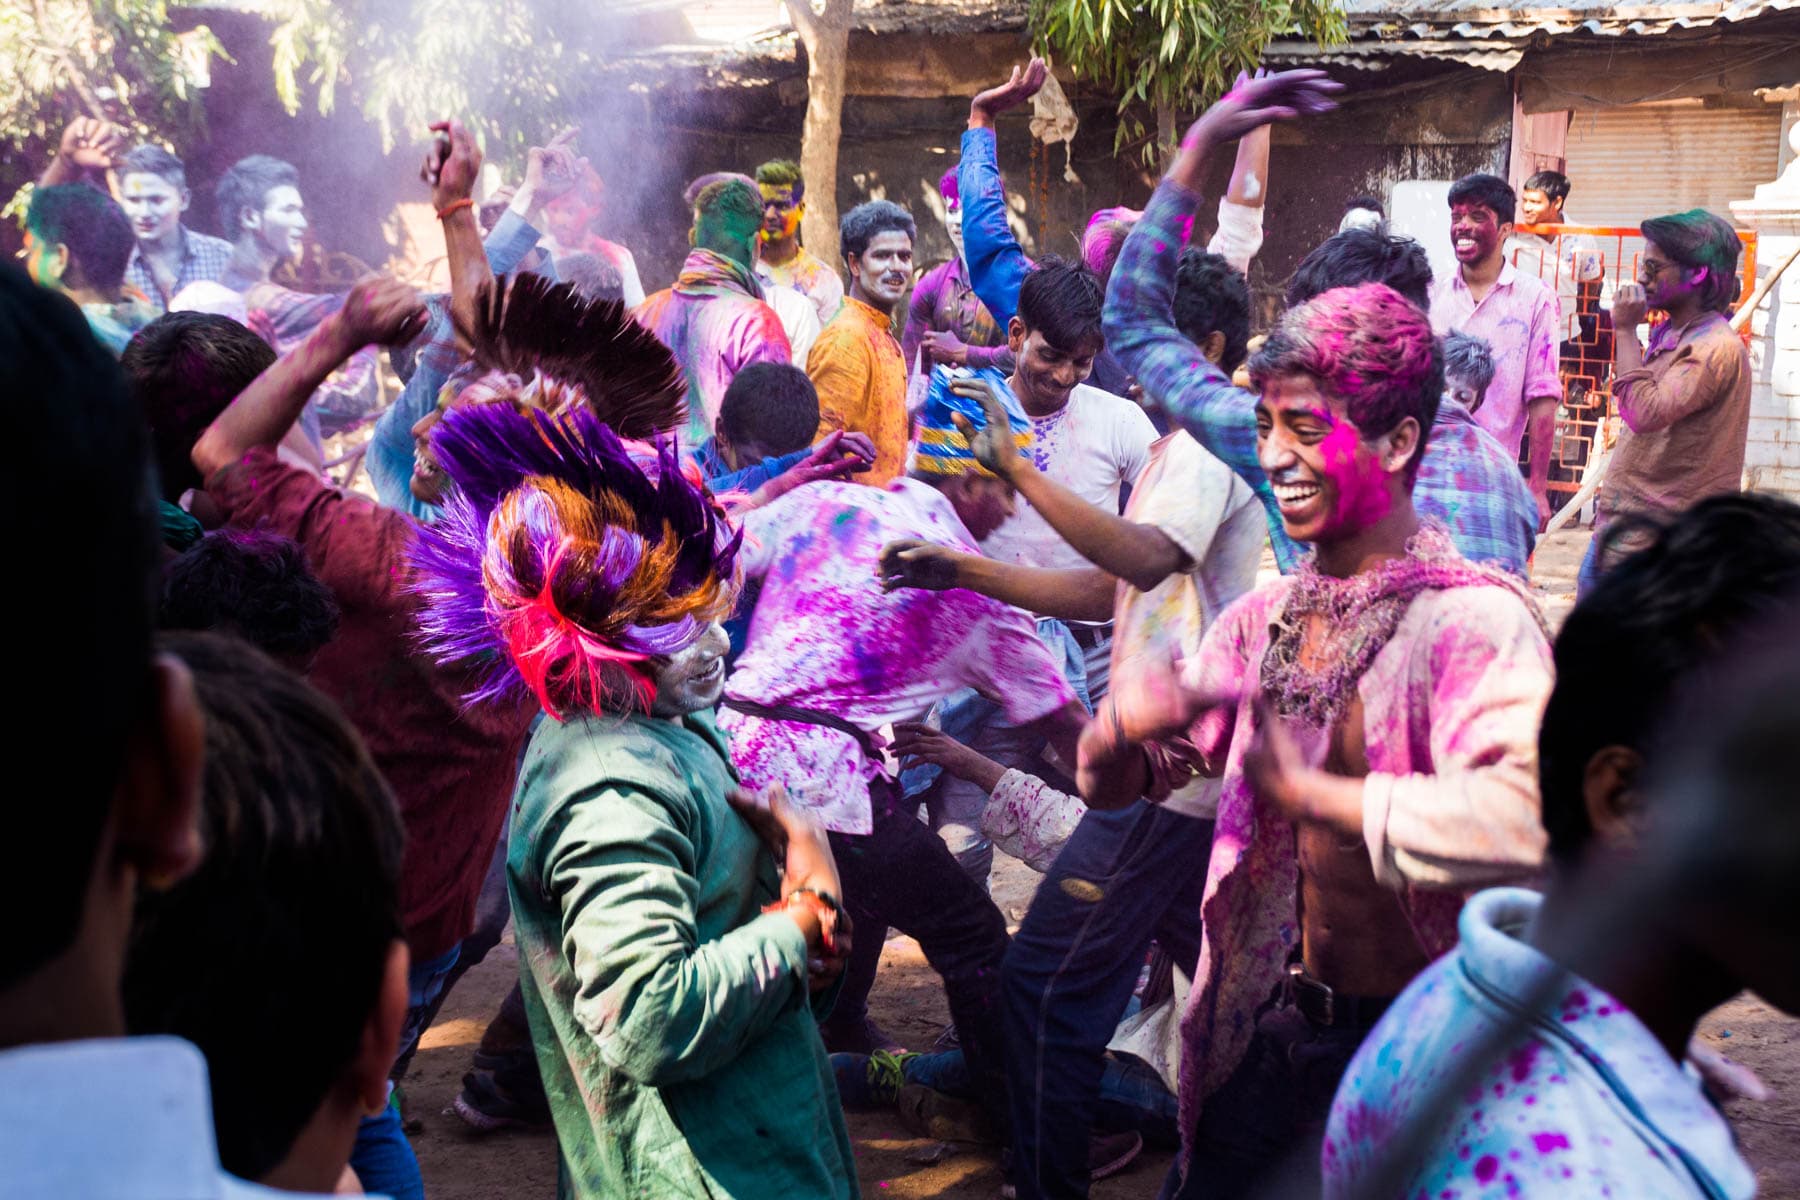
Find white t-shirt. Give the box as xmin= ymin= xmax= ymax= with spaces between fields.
xmin=980 ymin=382 xmax=1157 ymax=574
xmin=763 ymin=286 xmax=822 ymax=365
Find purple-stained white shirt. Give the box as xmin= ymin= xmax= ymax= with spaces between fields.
xmin=1429 ymin=261 xmax=1563 ymax=458
xmin=721 ymin=478 xmax=1076 ymax=834
xmin=1322 ymin=887 xmax=1755 ymax=1200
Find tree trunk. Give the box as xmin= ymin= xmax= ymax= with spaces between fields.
xmin=787 ymin=0 xmax=851 ymax=271
xmin=1155 ymin=99 xmax=1179 ymax=171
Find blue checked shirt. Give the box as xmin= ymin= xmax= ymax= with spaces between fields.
xmin=1105 ymin=181 xmax=1536 ymax=577
xmin=124 ymin=226 xmax=235 ymax=310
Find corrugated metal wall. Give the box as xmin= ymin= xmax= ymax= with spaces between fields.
xmin=1562 ymin=99 xmax=1783 ymax=227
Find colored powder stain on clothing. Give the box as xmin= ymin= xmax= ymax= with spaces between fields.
xmin=1474 ymin=1154 xmax=1501 ymax=1183
xmin=1532 ymin=1132 xmax=1571 ymax=1155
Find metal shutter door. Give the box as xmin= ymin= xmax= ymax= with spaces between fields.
xmin=1562 ymin=99 xmax=1782 ymax=227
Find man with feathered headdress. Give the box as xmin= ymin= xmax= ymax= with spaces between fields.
xmin=407 ymin=284 xmax=859 ymax=1199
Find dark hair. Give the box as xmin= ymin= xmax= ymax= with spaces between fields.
xmin=555 ymin=252 xmax=625 ymax=305
xmin=119 ymin=143 xmax=188 ymax=190
xmin=840 ymin=200 xmax=916 ymax=264
xmin=1016 ymin=254 xmax=1104 ymax=355
xmin=124 ymin=311 xmax=278 ymax=500
xmin=26 ymin=184 xmax=135 ymax=292
xmin=126 ymin=630 xmax=403 ymax=1181
xmin=684 ymin=171 xmax=756 ymax=208
xmin=0 ymin=264 xmax=159 ymax=990
xmin=1286 ymin=228 xmax=1434 ymax=311
xmin=694 ymin=178 xmax=763 ymax=248
xmin=1641 ymin=209 xmax=1743 ymax=315
xmin=1447 ymin=173 xmax=1515 ymax=225
xmin=719 ymin=362 xmax=820 ymax=458
xmin=216 ymin=154 xmax=300 ymax=241
xmin=160 ymin=530 xmax=340 ymax=662
xmin=1440 ymin=331 xmax=1496 ymax=402
xmin=1250 ymin=282 xmax=1443 ymax=475
xmin=1343 ymin=194 xmax=1384 ymax=219
xmin=1539 ymin=494 xmax=1800 ymax=864
xmin=1523 ymin=170 xmax=1571 ymax=206
xmin=1172 ymin=248 xmax=1251 ymax=372
xmin=754 ymin=158 xmax=804 ymax=204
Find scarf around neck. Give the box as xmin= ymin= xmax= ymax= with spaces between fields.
xmin=675 ymin=248 xmax=763 ymax=303
xmin=1260 ymin=524 xmax=1546 ymax=728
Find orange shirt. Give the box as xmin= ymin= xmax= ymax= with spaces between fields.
xmin=806 ymin=296 xmax=910 ymax=487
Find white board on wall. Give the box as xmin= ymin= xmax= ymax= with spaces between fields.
xmin=1389 ymin=180 xmax=1456 ymax=290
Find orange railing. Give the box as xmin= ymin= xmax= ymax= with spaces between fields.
xmin=1509 ymin=224 xmax=1757 ymax=495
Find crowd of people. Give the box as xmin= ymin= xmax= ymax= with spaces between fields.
xmin=3 ymin=59 xmax=1784 ymax=1200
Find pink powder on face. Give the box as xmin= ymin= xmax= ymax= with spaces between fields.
xmin=1318 ymin=418 xmax=1391 ymax=533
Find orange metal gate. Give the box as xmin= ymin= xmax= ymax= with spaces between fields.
xmin=1508 ymin=224 xmax=1757 ymax=496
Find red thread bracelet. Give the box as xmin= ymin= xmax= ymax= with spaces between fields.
xmin=436 ymin=197 xmax=475 ymax=221
xmin=762 ymin=888 xmax=842 ymax=956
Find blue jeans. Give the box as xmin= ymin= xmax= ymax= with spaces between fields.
xmin=350 ymin=943 xmax=462 ymax=1200
xmin=1003 ymin=801 xmax=1213 ymax=1199
xmin=902 ymin=1044 xmax=1179 ymax=1148
xmin=1576 ymin=525 xmax=1607 ymax=598
xmin=910 ymin=617 xmax=1094 ymax=883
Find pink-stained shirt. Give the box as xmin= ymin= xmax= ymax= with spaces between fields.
xmin=1429 ymin=261 xmax=1563 ymax=458
xmin=720 ymin=478 xmax=1077 ymax=835
xmin=636 ymin=249 xmax=792 ymax=448
xmin=1165 ymin=559 xmax=1552 ymax=1161
xmin=756 ymin=244 xmax=845 ymax=328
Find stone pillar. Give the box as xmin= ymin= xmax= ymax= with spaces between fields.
xmin=1732 ymin=122 xmax=1800 ymax=498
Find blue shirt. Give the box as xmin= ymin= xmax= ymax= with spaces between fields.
xmin=366 ymin=210 xmax=550 ymax=522
xmin=957 ymin=127 xmax=1031 ymax=328
xmin=688 ymin=438 xmax=810 ymax=495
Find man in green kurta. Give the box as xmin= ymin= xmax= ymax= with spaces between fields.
xmin=407 ymin=276 xmax=858 ymax=1199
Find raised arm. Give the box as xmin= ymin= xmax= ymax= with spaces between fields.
xmin=1208 ymin=124 xmax=1270 ymax=274
xmin=958 ymin=59 xmax=1048 ymax=326
xmin=193 ymin=277 xmax=427 ymax=479
xmin=38 ymin=119 xmax=126 ymax=188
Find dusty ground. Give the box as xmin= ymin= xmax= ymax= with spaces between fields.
xmin=407 ymin=528 xmax=1800 ymax=1199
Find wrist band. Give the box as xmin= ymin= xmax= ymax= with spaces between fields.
xmin=762 ymin=887 xmax=843 ymax=956
xmin=436 ymin=197 xmax=475 ymax=221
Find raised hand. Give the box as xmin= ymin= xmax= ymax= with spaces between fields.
xmin=1612 ymin=280 xmax=1649 ymax=331
xmin=877 ymin=538 xmax=964 ymax=593
xmin=946 ymin=375 xmax=1018 ymax=478
xmin=336 ymin=275 xmax=430 ymax=348
xmin=970 ymin=57 xmax=1050 ymax=128
xmin=1191 ymin=69 xmax=1341 ymax=147
xmin=423 ymin=119 xmax=483 ymax=211
xmin=59 ymin=118 xmax=128 ymax=170
xmin=920 ymin=328 xmax=970 ymax=367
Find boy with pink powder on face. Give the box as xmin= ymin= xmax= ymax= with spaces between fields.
xmin=1081 ymin=282 xmax=1553 ymax=1199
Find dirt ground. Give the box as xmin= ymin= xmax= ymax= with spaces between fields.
xmin=406 ymin=528 xmax=1800 ymax=1199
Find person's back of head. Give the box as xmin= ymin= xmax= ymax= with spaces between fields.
xmin=1441 ymin=331 xmax=1496 ymax=412
xmin=216 ymin=155 xmax=299 ymax=243
xmin=159 ymin=530 xmax=341 ymax=668
xmin=1286 ymin=228 xmax=1433 ymax=311
xmin=1081 ymin=207 xmax=1142 ymax=285
xmin=1446 ymin=172 xmax=1516 ymax=225
xmin=1338 ymin=195 xmax=1386 ymax=236
xmin=718 ymin=362 xmax=819 ymax=463
xmin=123 ymin=310 xmax=277 ymax=501
xmin=1016 ymin=254 xmax=1105 ymax=356
xmin=839 ymin=200 xmax=917 ymax=266
xmin=24 ymin=184 xmax=135 ymax=295
xmin=1539 ymin=493 xmax=1800 ymax=868
xmin=0 ymin=263 xmax=201 ymax=1036
xmin=693 ymin=178 xmax=764 ymax=260
xmin=1640 ymin=209 xmax=1742 ymax=315
xmin=683 ymin=171 xmax=756 ymax=210
xmin=555 ymin=252 xmax=625 ymax=305
xmin=1172 ymin=248 xmax=1251 ymax=372
xmin=125 ymin=630 xmax=405 ymax=1188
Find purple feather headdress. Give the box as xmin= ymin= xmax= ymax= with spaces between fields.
xmin=409 ymin=401 xmax=742 ymax=718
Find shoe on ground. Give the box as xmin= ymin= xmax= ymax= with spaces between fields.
xmin=1088 ymin=1129 xmax=1144 ymax=1181
xmin=895 ymin=1083 xmax=1000 ymax=1145
xmin=451 ymin=1067 xmax=551 ymax=1134
xmin=819 ymin=1013 xmax=906 ymax=1056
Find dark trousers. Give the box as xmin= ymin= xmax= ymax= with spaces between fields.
xmin=1159 ymin=995 xmax=1381 ymax=1200
xmin=829 ymin=783 xmax=1012 ymax=1124
xmin=1003 ymin=801 xmax=1211 ymax=1199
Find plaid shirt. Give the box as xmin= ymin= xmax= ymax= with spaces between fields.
xmin=124 ymin=226 xmax=235 ymax=310
xmin=1106 ymin=181 xmax=1537 ymax=577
